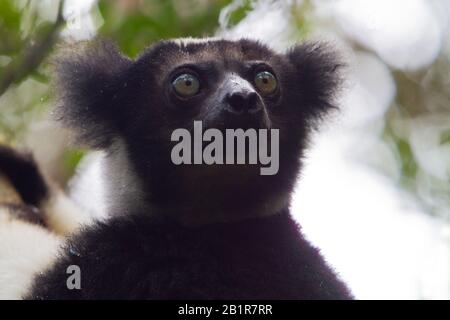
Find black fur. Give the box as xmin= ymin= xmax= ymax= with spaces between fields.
xmin=0 ymin=145 xmax=49 ymax=206
xmin=287 ymin=42 xmax=345 ymax=124
xmin=25 ymin=38 xmax=351 ymax=299
xmin=53 ymin=41 xmax=133 ymax=149
xmin=26 ymin=210 xmax=351 ymax=299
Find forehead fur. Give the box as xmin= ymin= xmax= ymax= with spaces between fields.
xmin=138 ymin=37 xmax=279 ymax=73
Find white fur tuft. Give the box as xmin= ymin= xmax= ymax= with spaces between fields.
xmin=0 ymin=210 xmax=62 ymax=299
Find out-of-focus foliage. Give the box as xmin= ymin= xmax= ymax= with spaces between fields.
xmin=0 ymin=0 xmax=22 ymax=56
xmin=0 ymin=0 xmax=64 ymax=145
xmin=0 ymin=0 xmax=65 ymax=95
xmin=386 ymin=54 xmax=450 ymax=218
xmin=98 ymin=0 xmax=232 ymax=57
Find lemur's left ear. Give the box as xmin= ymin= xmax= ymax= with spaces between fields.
xmin=286 ymin=42 xmax=345 ymax=121
xmin=53 ymin=40 xmax=133 ymax=149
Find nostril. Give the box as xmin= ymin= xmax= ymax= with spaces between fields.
xmin=225 ymin=91 xmax=260 ymax=114
xmin=227 ymin=93 xmax=246 ymax=112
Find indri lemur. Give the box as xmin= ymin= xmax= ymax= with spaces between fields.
xmin=0 ymin=38 xmax=352 ymax=299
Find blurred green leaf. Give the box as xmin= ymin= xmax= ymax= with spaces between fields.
xmin=0 ymin=1 xmax=65 ymax=97
xmin=224 ymin=0 xmax=252 ymax=27
xmin=98 ymin=0 xmax=232 ymax=57
xmin=292 ymin=0 xmax=313 ymax=39
xmin=440 ymin=130 xmax=450 ymax=145
xmin=63 ymin=149 xmax=86 ymax=174
xmin=396 ymin=138 xmax=418 ymax=181
xmin=0 ymin=0 xmax=22 ymax=55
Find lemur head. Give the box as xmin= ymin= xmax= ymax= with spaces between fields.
xmin=55 ymin=38 xmax=343 ymax=225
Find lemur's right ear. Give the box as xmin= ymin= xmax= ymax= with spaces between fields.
xmin=54 ymin=40 xmax=133 ymax=149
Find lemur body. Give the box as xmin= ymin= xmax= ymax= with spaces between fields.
xmin=0 ymin=38 xmax=352 ymax=299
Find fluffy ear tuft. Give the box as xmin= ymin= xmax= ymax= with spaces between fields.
xmin=287 ymin=42 xmax=345 ymax=123
xmin=53 ymin=40 xmax=132 ymax=149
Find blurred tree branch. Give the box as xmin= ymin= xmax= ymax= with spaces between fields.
xmin=0 ymin=0 xmax=65 ymax=97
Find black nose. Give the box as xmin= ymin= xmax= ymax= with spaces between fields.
xmin=224 ymin=91 xmax=261 ymax=114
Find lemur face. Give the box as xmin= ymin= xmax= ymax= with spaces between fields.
xmin=138 ymin=39 xmax=285 ymax=133
xmin=56 ymin=38 xmax=342 ymax=222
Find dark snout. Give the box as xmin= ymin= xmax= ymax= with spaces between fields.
xmin=221 ymin=74 xmax=264 ymax=115
xmin=225 ymin=91 xmax=261 ymax=114
xmin=203 ymin=73 xmax=271 ymax=130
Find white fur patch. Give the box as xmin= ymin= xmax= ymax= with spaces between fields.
xmin=0 ymin=210 xmax=62 ymax=299
xmin=68 ymin=151 xmax=107 ymax=219
xmin=104 ymin=139 xmax=152 ymax=217
xmin=171 ymin=37 xmax=222 ymax=46
xmin=43 ymin=190 xmax=92 ymax=235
